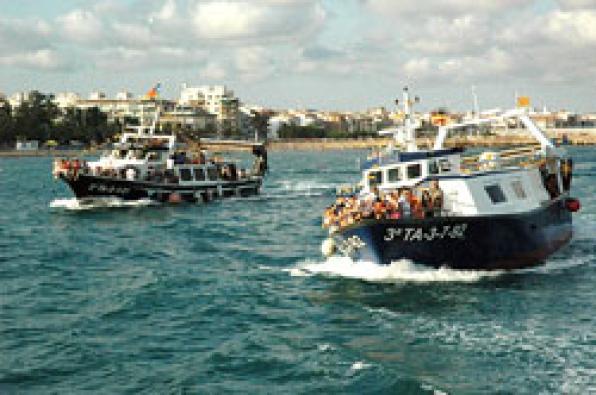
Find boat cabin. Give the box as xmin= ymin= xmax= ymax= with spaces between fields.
xmin=360 ymin=145 xmax=556 ymax=217
xmin=362 ymin=148 xmax=462 ymax=192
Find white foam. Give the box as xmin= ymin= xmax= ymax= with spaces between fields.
xmin=349 ymin=361 xmax=372 ymax=372
xmin=271 ymin=180 xmax=336 ymax=197
xmin=289 ymin=256 xmax=504 ymax=283
xmin=50 ymin=197 xmax=157 ymax=210
xmin=531 ymin=253 xmax=594 ymax=274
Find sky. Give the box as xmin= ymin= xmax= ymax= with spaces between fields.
xmin=0 ymin=0 xmax=595 ymax=112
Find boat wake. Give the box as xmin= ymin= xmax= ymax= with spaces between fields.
xmin=49 ymin=197 xmax=157 ymax=211
xmin=277 ymin=180 xmax=336 ymax=194
xmin=258 ymin=180 xmax=337 ymax=200
xmin=288 ymin=257 xmax=504 ymax=283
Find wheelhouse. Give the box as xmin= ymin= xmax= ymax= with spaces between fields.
xmin=362 ymin=149 xmax=462 ymax=192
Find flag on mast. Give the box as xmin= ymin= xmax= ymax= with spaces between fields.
xmin=146 ymin=82 xmax=161 ymax=100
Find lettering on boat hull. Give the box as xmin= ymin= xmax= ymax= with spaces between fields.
xmin=384 ymin=224 xmax=468 ymax=242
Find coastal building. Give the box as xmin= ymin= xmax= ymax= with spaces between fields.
xmin=15 ymin=140 xmax=39 ymax=151
xmin=115 ymin=91 xmax=134 ymax=101
xmin=267 ymin=113 xmax=297 ymax=139
xmin=76 ymin=95 xmax=176 ymax=126
xmin=54 ymin=92 xmax=81 ymax=109
xmin=529 ymin=112 xmax=557 ymax=129
xmin=88 ymin=91 xmax=106 ymax=100
xmin=159 ymin=106 xmax=217 ymax=136
xmin=179 ymin=84 xmax=241 ymax=136
xmin=8 ymin=91 xmax=31 ymax=108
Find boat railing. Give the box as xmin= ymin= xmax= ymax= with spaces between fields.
xmin=460 ymin=144 xmax=544 ymax=173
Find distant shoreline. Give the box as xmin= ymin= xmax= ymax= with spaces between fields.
xmin=1 ymin=132 xmax=595 ymax=158
xmin=0 ymin=149 xmax=96 ymax=158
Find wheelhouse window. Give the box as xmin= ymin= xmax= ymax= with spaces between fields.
xmin=387 ymin=167 xmax=402 ymax=182
xmin=511 ymin=180 xmax=527 ymax=199
xmin=428 ymin=160 xmax=440 ymax=175
xmin=439 ymin=158 xmax=451 ymax=172
xmin=179 ymin=168 xmax=192 ymax=182
xmin=194 ymin=168 xmax=206 ymax=181
xmin=406 ymin=164 xmax=422 ymax=179
xmin=485 ymin=184 xmax=507 ymax=204
xmin=207 ymin=167 xmax=219 ymax=181
xmin=368 ymin=170 xmax=382 ymax=189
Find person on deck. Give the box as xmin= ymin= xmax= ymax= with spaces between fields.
xmin=398 ymin=189 xmax=412 ymax=217
xmin=421 ymin=189 xmax=433 ymax=218
xmin=561 ymin=158 xmax=573 ymax=192
xmin=429 ymin=179 xmax=444 ymax=217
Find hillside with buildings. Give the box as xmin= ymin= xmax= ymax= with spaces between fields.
xmin=1 ymin=85 xmax=596 ymax=151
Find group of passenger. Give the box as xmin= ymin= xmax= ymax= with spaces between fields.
xmin=323 ymin=180 xmax=444 ymax=229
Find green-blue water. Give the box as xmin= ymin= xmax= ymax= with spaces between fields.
xmin=1 ymin=148 xmax=595 ymax=394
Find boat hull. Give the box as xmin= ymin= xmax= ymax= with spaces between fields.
xmin=331 ymin=199 xmax=573 ymax=270
xmin=59 ymin=174 xmax=262 ymax=203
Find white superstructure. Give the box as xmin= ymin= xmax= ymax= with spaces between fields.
xmin=360 ymin=87 xmax=566 ymax=216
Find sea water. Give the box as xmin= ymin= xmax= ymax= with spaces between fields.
xmin=0 ymin=148 xmax=595 ymax=393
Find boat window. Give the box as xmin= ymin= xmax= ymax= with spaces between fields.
xmin=387 ymin=167 xmax=402 ymax=182
xmin=194 ymin=168 xmax=205 ymax=181
xmin=428 ymin=160 xmax=440 ymax=175
xmin=179 ymin=168 xmax=192 ymax=182
xmin=368 ymin=170 xmax=382 ymax=189
xmin=511 ymin=180 xmax=527 ymax=199
xmin=207 ymin=167 xmax=219 ymax=181
xmin=406 ymin=164 xmax=422 ymax=179
xmin=485 ymin=184 xmax=507 ymax=204
xmin=439 ymin=158 xmax=451 ymax=172
xmin=147 ymin=151 xmax=160 ymax=162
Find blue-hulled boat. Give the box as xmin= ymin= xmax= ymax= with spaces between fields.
xmin=321 ymin=88 xmax=579 ymax=270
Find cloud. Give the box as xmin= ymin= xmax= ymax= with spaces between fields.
xmin=200 ymin=61 xmax=227 ymax=80
xmin=0 ymin=18 xmax=53 ymax=52
xmin=57 ymin=10 xmax=104 ymax=43
xmin=93 ymin=46 xmax=207 ymax=71
xmin=192 ymin=0 xmax=326 ymax=43
xmin=0 ymin=18 xmax=67 ymax=71
xmin=364 ymin=0 xmax=532 ymax=18
xmin=543 ymin=10 xmax=596 ymax=45
xmin=302 ymin=45 xmax=344 ymax=60
xmin=0 ymin=49 xmax=66 ymax=70
xmin=403 ymin=15 xmax=490 ymax=55
xmin=234 ymin=46 xmax=277 ymax=81
xmin=557 ymin=0 xmax=596 ymax=10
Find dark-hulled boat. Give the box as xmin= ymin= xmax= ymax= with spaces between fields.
xmin=53 ymin=114 xmax=267 ymax=204
xmin=321 ymin=88 xmax=580 ymax=270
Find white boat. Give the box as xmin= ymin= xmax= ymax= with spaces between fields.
xmin=321 ymin=88 xmax=580 ymax=270
xmin=53 ymin=111 xmax=268 ymax=204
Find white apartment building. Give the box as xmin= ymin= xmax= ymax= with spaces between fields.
xmin=89 ymin=91 xmax=107 ymax=100
xmin=8 ymin=91 xmax=31 ymax=108
xmin=54 ymin=92 xmax=81 ymax=109
xmin=179 ymin=84 xmax=240 ymax=135
xmin=115 ymin=91 xmax=134 ymax=101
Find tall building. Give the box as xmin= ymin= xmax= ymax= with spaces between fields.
xmin=179 ymin=84 xmax=240 ymax=136
xmin=8 ymin=91 xmax=31 ymax=108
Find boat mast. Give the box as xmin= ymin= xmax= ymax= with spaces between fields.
xmin=402 ymin=86 xmax=418 ymax=152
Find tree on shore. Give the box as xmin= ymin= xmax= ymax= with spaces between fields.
xmin=12 ymin=91 xmax=58 ymax=143
xmin=0 ymin=91 xmax=118 ymax=147
xmin=0 ymin=99 xmax=15 ymax=147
